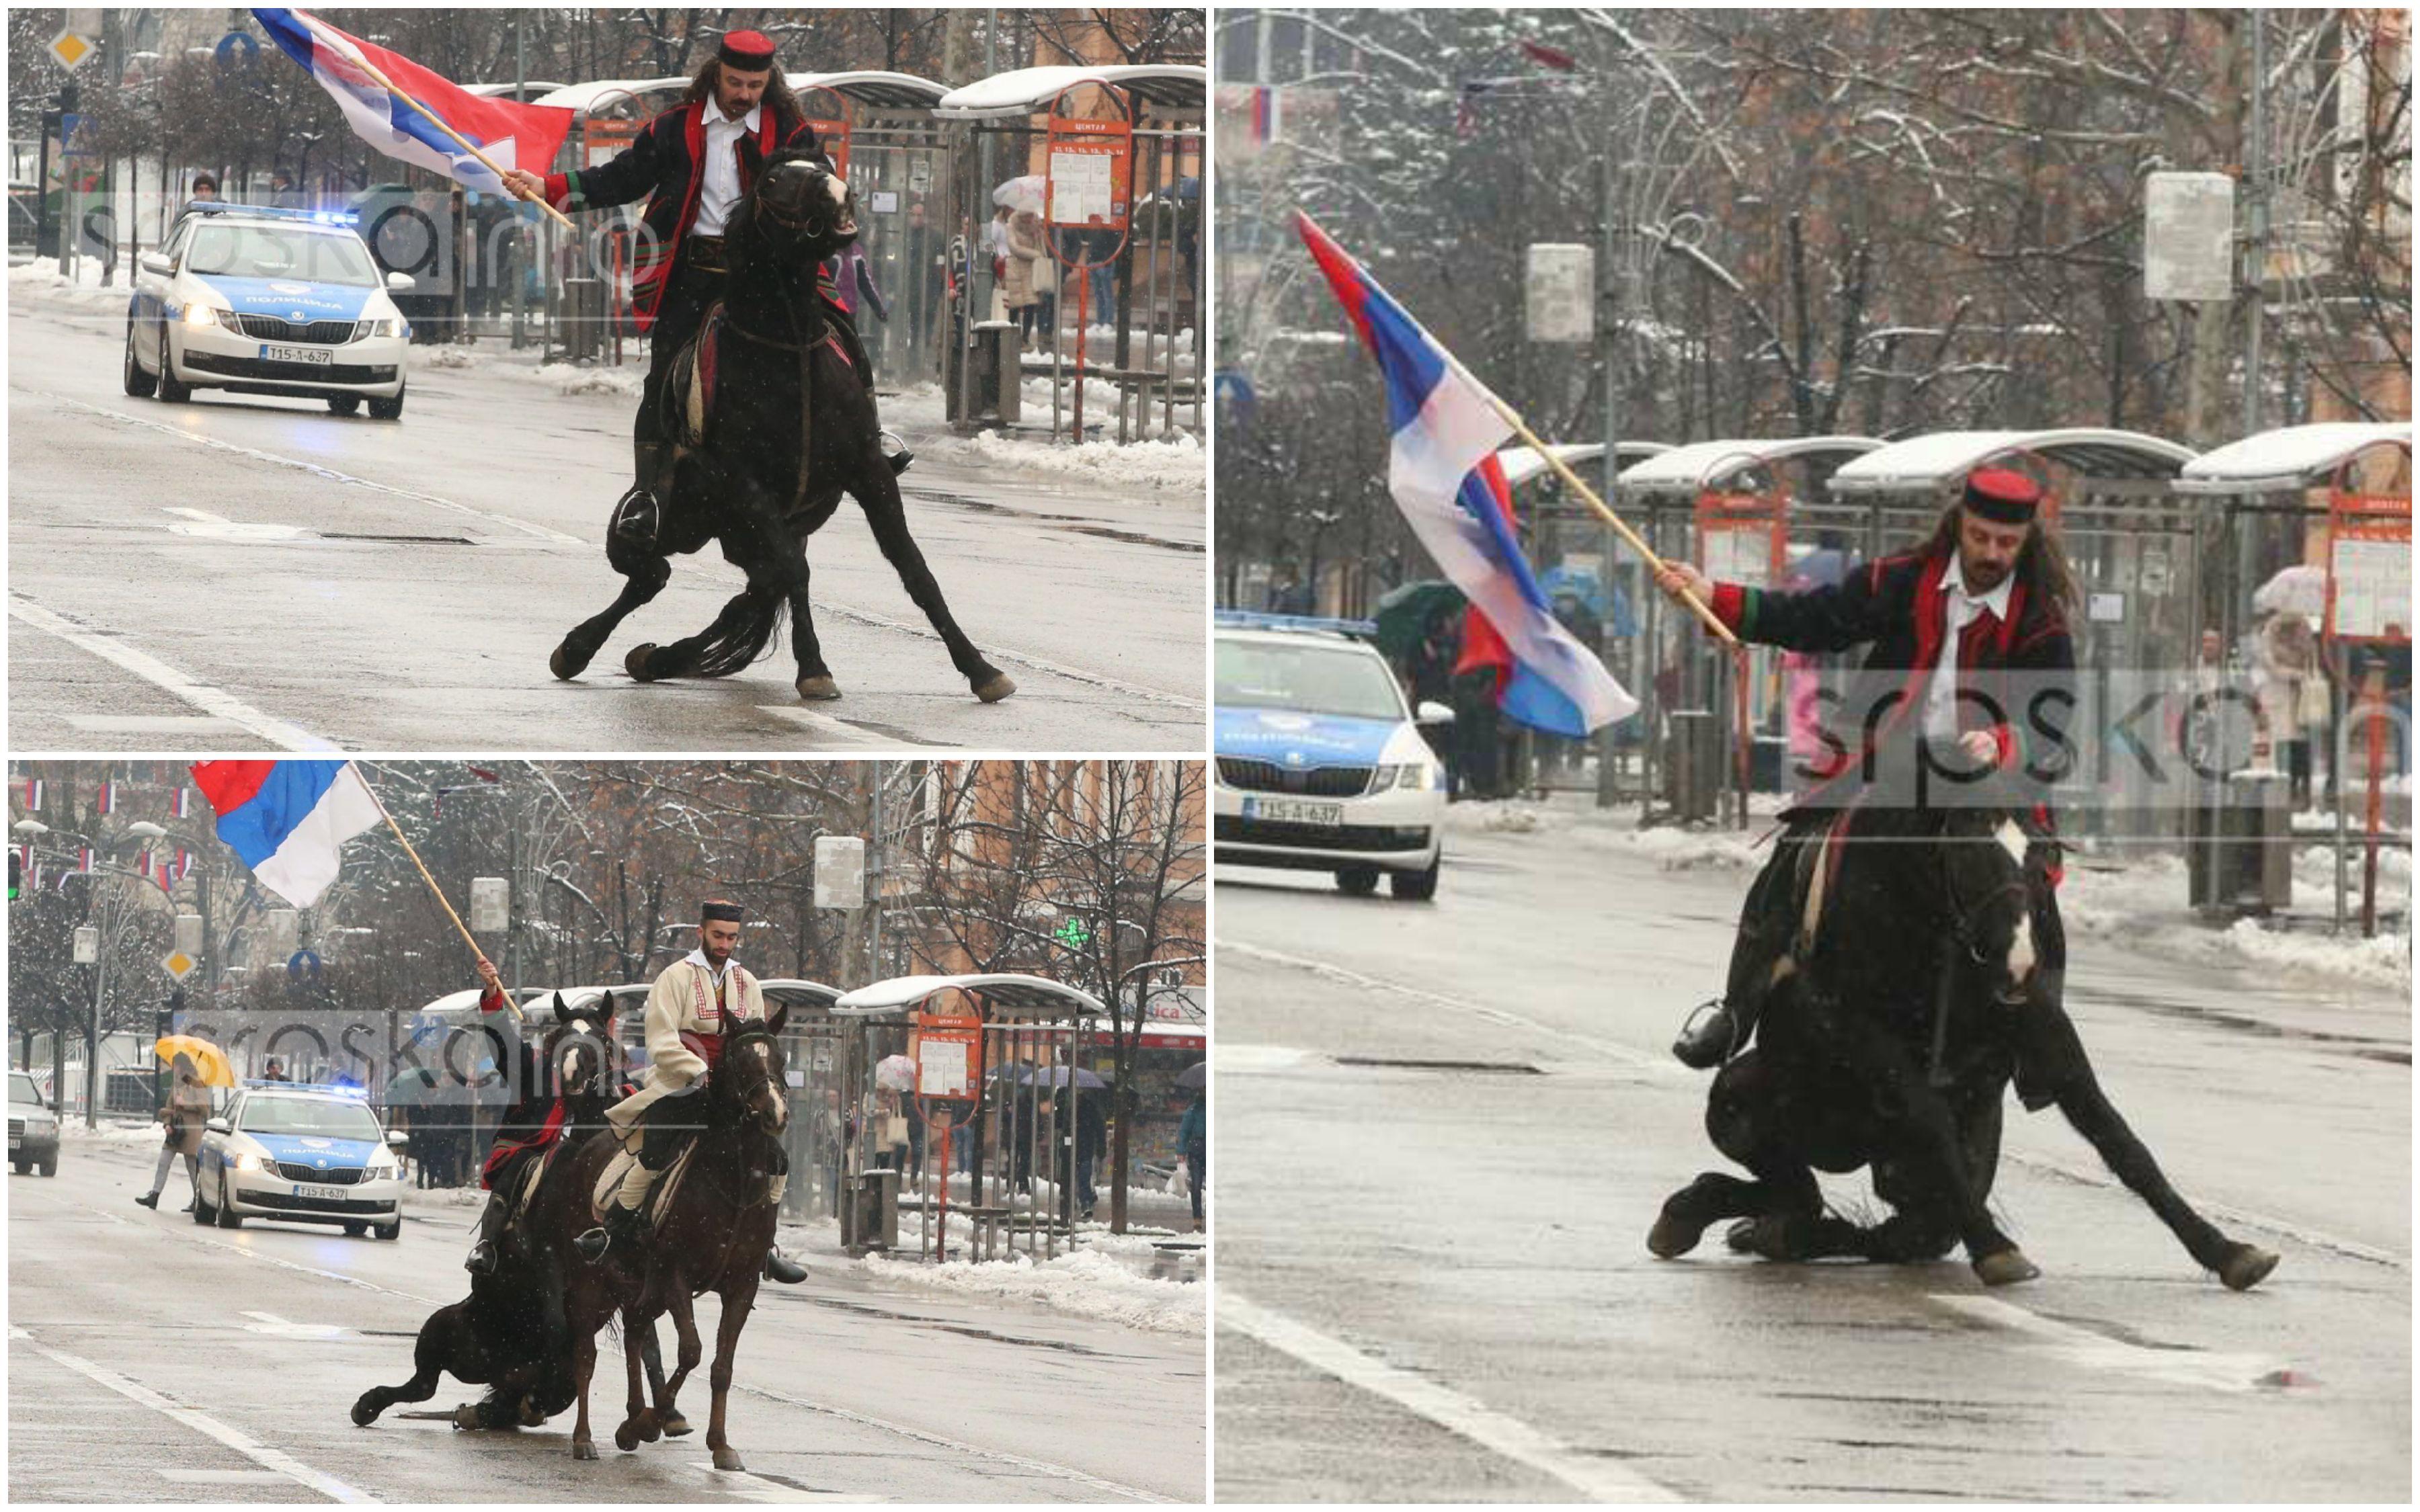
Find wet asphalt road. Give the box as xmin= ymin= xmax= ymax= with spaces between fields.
xmin=7 ymin=293 xmax=1203 ymax=753
xmin=1212 ymin=820 xmax=2411 ymax=1502
xmin=10 ymin=1139 xmax=1203 ymax=1503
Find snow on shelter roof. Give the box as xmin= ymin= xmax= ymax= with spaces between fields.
xmin=528 ymin=77 xmax=687 ymax=114
xmin=933 ymin=65 xmax=1207 ymax=121
xmin=1615 ymin=436 xmax=1883 ymax=497
xmin=2173 ymin=423 xmax=2413 ymax=495
xmin=1494 ymin=442 xmax=1670 ymax=491
xmin=834 ymin=974 xmax=1108 ymax=1020
xmin=786 ymin=71 xmax=947 ymax=112
xmin=1830 ymin=429 xmax=2195 ymax=494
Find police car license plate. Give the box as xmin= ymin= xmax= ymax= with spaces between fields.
xmin=261 ymin=343 xmax=331 ymax=366
xmin=294 ymin=1183 xmax=346 ymax=1202
xmin=1243 ymin=796 xmax=1344 ymax=827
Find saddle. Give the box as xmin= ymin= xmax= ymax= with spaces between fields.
xmin=591 ymin=1133 xmax=702 ymax=1230
xmin=662 ymin=300 xmax=861 ymax=455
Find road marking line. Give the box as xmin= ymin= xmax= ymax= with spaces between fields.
xmin=241 ymin=1310 xmax=350 ymax=1339
xmin=813 ymin=601 xmax=1203 ymax=710
xmin=1219 ymin=941 xmax=1680 ymax=1077
xmin=1211 ymin=1044 xmax=1318 ymax=1075
xmin=9 ymin=597 xmax=334 ymax=751
xmin=684 ymin=1464 xmax=857 ymax=1503
xmin=15 ymin=1331 xmax=378 ymax=1502
xmin=754 ymin=705 xmax=892 ymax=747
xmin=736 ymin=1382 xmax=1174 ymax=1503
xmin=1927 ymin=1294 xmax=2287 ymax=1394
xmin=163 ymin=507 xmax=309 ymax=541
xmin=1219 ymin=1294 xmax=1683 ymax=1503
xmin=28 ymin=390 xmax=586 ymax=545
xmin=2002 ymin=1150 xmax=2407 ymax=1270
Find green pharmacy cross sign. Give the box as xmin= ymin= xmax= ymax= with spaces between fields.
xmin=1053 ymin=917 xmax=1090 ymax=950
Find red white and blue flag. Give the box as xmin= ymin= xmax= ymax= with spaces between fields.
xmin=190 ymin=761 xmax=385 ymax=909
xmin=1296 ymin=213 xmax=1635 ymax=737
xmin=171 ymin=787 xmax=192 ymax=819
xmin=251 ymin=9 xmax=574 ymax=196
xmin=95 ymin=781 xmax=116 ymax=815
xmin=22 ymin=778 xmax=40 ymax=812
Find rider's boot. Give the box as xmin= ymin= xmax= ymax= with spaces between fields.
xmin=764 ymin=1247 xmax=808 ymax=1284
xmin=612 ymin=440 xmax=668 ymax=550
xmin=1675 ymin=832 xmax=1808 ymax=1068
xmin=879 ymin=428 xmax=912 ymax=475
xmin=1672 ymin=998 xmax=1750 ymax=1070
xmin=575 ymin=1201 xmax=647 ymax=1263
xmin=465 ymin=1193 xmax=508 ymax=1275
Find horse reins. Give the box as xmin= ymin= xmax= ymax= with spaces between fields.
xmin=1927 ymin=837 xmax=2033 ymax=1087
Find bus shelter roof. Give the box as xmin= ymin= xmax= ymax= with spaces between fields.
xmin=834 ymin=973 xmax=1108 ymax=1020
xmin=1830 ymin=428 xmax=2195 ymax=495
xmin=1493 ymin=441 xmax=1670 ymax=491
xmin=528 ymin=77 xmax=686 ymax=114
xmin=934 ymin=65 xmax=1207 ymax=121
xmin=1615 ymin=435 xmax=1883 ymax=498
xmin=2173 ymin=423 xmax=2413 ymax=496
xmin=787 ymin=71 xmax=948 ymax=112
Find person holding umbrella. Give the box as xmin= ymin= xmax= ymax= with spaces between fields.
xmin=136 ymin=1056 xmax=210 ymax=1212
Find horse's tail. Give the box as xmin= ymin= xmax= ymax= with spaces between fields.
xmin=680 ymin=591 xmax=790 ymax=679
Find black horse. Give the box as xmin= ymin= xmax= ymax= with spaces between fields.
xmin=1649 ymin=798 xmax=2279 ymax=1292
xmin=352 ymin=995 xmax=628 ymax=1431
xmin=549 ymin=149 xmax=1014 ymax=706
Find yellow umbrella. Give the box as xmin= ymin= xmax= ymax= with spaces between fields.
xmin=153 ymin=1036 xmax=235 ymax=1089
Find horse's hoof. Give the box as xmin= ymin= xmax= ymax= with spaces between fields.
xmin=1973 ymin=1247 xmax=2041 ymax=1287
xmin=662 ymin=1413 xmax=692 ymax=1438
xmin=712 ymin=1445 xmax=746 ymax=1472
xmin=796 ymin=674 xmax=840 ymax=701
xmin=1648 ymin=1193 xmax=1711 ymax=1259
xmin=614 ymin=1422 xmax=641 ymax=1453
xmin=550 ymin=642 xmax=592 ymax=681
xmin=973 ymin=671 xmax=1016 ymax=704
xmin=452 ymin=1404 xmax=483 ymax=1431
xmin=624 ymin=643 xmax=659 ymax=682
xmin=571 ymin=1437 xmax=599 ymax=1462
xmin=2218 ymin=1243 xmax=2280 ymax=1292
xmin=350 ymin=1396 xmax=380 ymax=1428
xmin=1722 ymin=1218 xmax=1761 ymax=1255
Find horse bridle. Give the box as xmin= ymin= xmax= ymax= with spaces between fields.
xmin=1937 ymin=841 xmax=2031 ymax=967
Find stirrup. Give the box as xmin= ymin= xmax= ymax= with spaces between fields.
xmin=1672 ymin=998 xmax=1743 ymax=1069
xmin=764 ymin=1247 xmax=808 ymax=1284
xmin=879 ymin=428 xmax=912 ymax=475
xmin=465 ymin=1240 xmax=498 ymax=1275
xmin=610 ymin=484 xmax=660 ymax=546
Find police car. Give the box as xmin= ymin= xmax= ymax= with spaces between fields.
xmin=124 ymin=202 xmax=413 ymax=417
xmin=1214 ymin=613 xmax=1451 ymax=900
xmin=197 ymin=1082 xmax=406 ymax=1239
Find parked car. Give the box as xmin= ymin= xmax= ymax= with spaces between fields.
xmin=9 ymin=1070 xmax=61 ymax=1177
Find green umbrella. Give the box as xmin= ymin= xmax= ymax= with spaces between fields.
xmin=1371 ymin=580 xmax=1465 ymax=661
xmin=383 ymin=1067 xmax=438 ymax=1107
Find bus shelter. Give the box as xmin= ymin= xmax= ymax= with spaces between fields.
xmin=935 ymin=65 xmax=1206 ymax=445
xmin=834 ymin=973 xmax=1108 ymax=1263
xmin=786 ymin=72 xmax=953 ymax=384
xmin=1615 ymin=437 xmax=1884 ymax=821
xmin=1828 ymin=428 xmax=2201 ymax=857
xmin=2176 ymin=423 xmax=2413 ymax=932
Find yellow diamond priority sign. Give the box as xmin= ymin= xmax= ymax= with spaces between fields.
xmin=48 ymin=28 xmax=95 ymax=71
xmin=162 ymin=950 xmax=197 ymax=981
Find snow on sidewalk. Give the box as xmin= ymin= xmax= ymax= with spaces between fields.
xmin=10 ymin=259 xmax=129 ymax=313
xmin=858 ymin=1230 xmax=1203 ymax=1338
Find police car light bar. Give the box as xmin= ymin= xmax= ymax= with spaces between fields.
xmin=1213 ymin=610 xmax=1379 ymax=638
xmin=185 ymin=202 xmax=360 ymax=226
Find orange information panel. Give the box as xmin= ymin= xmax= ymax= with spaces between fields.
xmin=912 ymin=1013 xmax=981 ymax=1100
xmin=2327 ymin=492 xmax=2413 ymax=645
xmin=1694 ymin=491 xmax=1787 ymax=590
xmin=1047 ymin=114 xmax=1132 ymax=230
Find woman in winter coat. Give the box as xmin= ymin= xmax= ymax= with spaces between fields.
xmin=1004 ymin=209 xmax=1048 ymax=347
xmin=136 ymin=1058 xmax=210 ymax=1211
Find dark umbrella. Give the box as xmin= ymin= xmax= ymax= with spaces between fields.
xmin=1372 ymin=579 xmax=1465 ymax=661
xmin=993 ymin=1064 xmax=1111 ymax=1090
xmin=1176 ymin=1061 xmax=1205 ymax=1091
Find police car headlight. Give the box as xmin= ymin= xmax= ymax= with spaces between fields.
xmin=1371 ymin=762 xmax=1436 ymax=793
xmin=360 ymin=316 xmax=405 ymax=339
xmin=228 ymin=1150 xmax=269 ymax=1173
xmin=364 ymin=1152 xmax=399 ymax=1177
xmin=182 ymin=302 xmax=233 ymax=328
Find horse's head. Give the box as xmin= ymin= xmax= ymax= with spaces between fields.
xmin=739 ymin=148 xmax=858 ymax=264
xmin=543 ymin=993 xmax=617 ymax=1104
xmin=1935 ymin=806 xmax=2051 ymax=1007
xmin=718 ymin=1000 xmax=792 ymax=1138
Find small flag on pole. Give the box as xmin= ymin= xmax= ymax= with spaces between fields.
xmin=23 ymin=778 xmax=41 ymax=812
xmin=95 ymin=781 xmax=116 ymax=815
xmin=76 ymin=847 xmax=93 ymax=873
xmin=1295 ymin=213 xmax=1636 ymax=737
xmin=190 ymin=761 xmax=384 ymax=909
xmin=171 ymin=787 xmax=192 ymax=819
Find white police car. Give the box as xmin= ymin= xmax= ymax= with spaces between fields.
xmin=197 ymin=1082 xmax=405 ymax=1239
xmin=1214 ymin=613 xmax=1451 ymax=900
xmin=124 ymin=202 xmax=413 ymax=417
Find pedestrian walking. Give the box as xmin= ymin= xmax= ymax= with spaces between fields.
xmin=1178 ymin=1091 xmax=1205 ymax=1232
xmin=134 ymin=1058 xmax=208 ymax=1212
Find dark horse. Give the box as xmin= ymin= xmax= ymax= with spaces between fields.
xmin=1648 ymin=797 xmax=2279 ymax=1292
xmin=352 ymin=995 xmax=627 ymax=1430
xmin=542 ymin=1001 xmax=792 ymax=1466
xmin=548 ymin=149 xmax=1015 ymax=706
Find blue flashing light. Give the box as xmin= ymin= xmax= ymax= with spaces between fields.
xmin=1213 ymin=610 xmax=1378 ymax=639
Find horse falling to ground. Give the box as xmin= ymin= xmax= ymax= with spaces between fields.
xmin=549 ymin=149 xmax=1014 ymax=706
xmin=542 ymin=1003 xmax=793 ymax=1467
xmin=351 ymin=997 xmax=628 ymax=1430
xmin=1648 ymin=798 xmax=2278 ymax=1292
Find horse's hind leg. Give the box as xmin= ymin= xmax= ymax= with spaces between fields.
xmin=614 ymin=1313 xmax=655 ymax=1452
xmin=351 ymin=1312 xmax=460 ymax=1426
xmin=639 ymin=1320 xmax=692 ymax=1436
xmin=628 ymin=579 xmax=784 ymax=683
xmin=783 ymin=560 xmax=840 ymax=701
xmin=554 ymin=551 xmax=672 ymax=680
xmin=852 ymin=470 xmax=1014 ymax=702
xmin=1649 ymin=1054 xmax=1818 ymax=1258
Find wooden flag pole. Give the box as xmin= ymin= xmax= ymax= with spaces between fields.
xmin=356 ymin=769 xmax=522 ymax=1023
xmin=341 ymin=50 xmax=577 ymax=231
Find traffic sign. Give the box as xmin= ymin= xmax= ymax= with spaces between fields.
xmin=287 ymin=948 xmax=321 ymax=981
xmin=74 ymin=925 xmax=99 ymax=964
xmin=48 ymin=28 xmax=96 ymax=72
xmin=163 ymin=950 xmax=197 ymax=981
xmin=214 ymin=32 xmax=258 ymax=71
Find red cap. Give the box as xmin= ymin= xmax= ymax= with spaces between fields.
xmin=1962 ymin=466 xmax=2042 ymax=525
xmin=717 ymin=29 xmax=776 ymax=69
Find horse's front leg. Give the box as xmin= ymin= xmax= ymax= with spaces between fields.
xmin=704 ymin=1279 xmax=760 ymax=1472
xmin=777 ymin=535 xmax=840 ymax=701
xmin=656 ymin=1282 xmax=704 ymax=1432
xmin=851 ymin=468 xmax=1014 ymax=702
xmin=639 ymin=1319 xmax=692 ymax=1436
xmin=1847 ymin=1022 xmax=2031 ymax=1285
xmin=614 ymin=1311 xmax=654 ymax=1452
xmin=553 ymin=545 xmax=672 ymax=679
xmin=568 ymin=1319 xmax=599 ymax=1460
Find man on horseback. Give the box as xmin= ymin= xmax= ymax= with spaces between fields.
xmin=501 ymin=30 xmax=908 ymax=553
xmin=575 ymin=899 xmax=806 ymax=1284
xmin=1654 ymin=467 xmax=2079 ymax=1080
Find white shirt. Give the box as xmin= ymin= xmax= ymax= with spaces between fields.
xmin=682 ymin=946 xmax=735 ymax=995
xmin=692 ymin=98 xmax=762 ymax=237
xmin=1922 ymin=555 xmax=2013 ymax=738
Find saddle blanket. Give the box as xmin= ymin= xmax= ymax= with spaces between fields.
xmin=668 ymin=300 xmax=858 ymax=452
xmin=590 ymin=1136 xmax=701 ymax=1228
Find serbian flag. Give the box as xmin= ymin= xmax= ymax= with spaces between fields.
xmin=171 ymin=788 xmax=192 ymax=819
xmin=22 ymin=778 xmax=40 ymax=812
xmin=251 ymin=9 xmax=574 ymax=197
xmin=1297 ymin=213 xmax=1635 ymax=736
xmin=95 ymin=781 xmax=116 ymax=815
xmin=190 ymin=761 xmax=384 ymax=909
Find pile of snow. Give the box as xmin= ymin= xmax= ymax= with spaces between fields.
xmin=2061 ymin=851 xmax=2410 ymax=991
xmin=59 ymin=1118 xmax=165 ymax=1146
xmin=1443 ymin=800 xmax=1546 ymax=835
xmin=418 ymin=343 xmax=478 ymax=370
xmin=533 ymin=362 xmax=646 ymax=398
xmin=925 ymin=427 xmax=1202 ymax=493
xmin=10 ymin=260 xmax=127 ymax=312
xmin=860 ymin=1231 xmax=1201 ymax=1337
